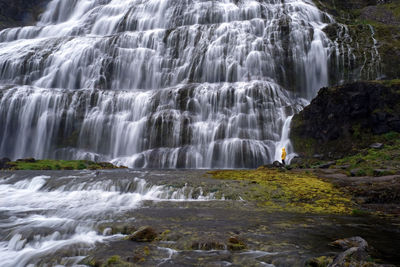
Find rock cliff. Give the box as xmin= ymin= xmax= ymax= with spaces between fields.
xmin=315 ymin=0 xmax=400 ymax=79
xmin=0 ymin=0 xmax=49 ymax=29
xmin=290 ymin=81 xmax=400 ymax=158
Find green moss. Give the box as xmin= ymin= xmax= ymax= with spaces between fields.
xmin=6 ymin=159 xmax=123 ymax=170
xmin=335 ymin=132 xmax=400 ymax=175
xmin=208 ymin=168 xmax=354 ymax=214
xmin=352 ymin=209 xmax=370 ymax=216
xmin=103 ymin=255 xmax=133 ymax=267
xmin=306 ymin=255 xmax=333 ymax=267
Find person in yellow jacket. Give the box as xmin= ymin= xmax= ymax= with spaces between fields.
xmin=281 ymin=147 xmax=286 ymax=165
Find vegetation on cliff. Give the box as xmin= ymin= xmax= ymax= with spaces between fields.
xmin=315 ymin=0 xmax=400 ymax=80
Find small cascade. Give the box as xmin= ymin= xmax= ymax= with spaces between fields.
xmin=367 ymin=24 xmax=381 ymax=79
xmin=0 ymin=171 xmax=215 ymax=266
xmin=274 ymin=115 xmax=297 ymax=164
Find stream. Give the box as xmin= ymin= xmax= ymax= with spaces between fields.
xmin=1 ymin=170 xmax=399 ymax=266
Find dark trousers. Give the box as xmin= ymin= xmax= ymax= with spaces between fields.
xmin=282 ymin=159 xmax=285 ymax=165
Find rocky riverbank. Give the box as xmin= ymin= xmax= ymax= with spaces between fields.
xmin=289 ymin=81 xmax=400 ymax=217
xmin=69 ymin=169 xmax=398 ymax=266
xmin=1 ymin=168 xmax=399 ymax=266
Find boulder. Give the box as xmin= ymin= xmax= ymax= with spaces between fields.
xmin=191 ymin=240 xmax=225 ymax=250
xmin=128 ymin=226 xmax=157 ymax=242
xmin=227 ymin=236 xmax=246 ymax=251
xmin=331 ymin=236 xmax=368 ymax=250
xmin=290 ymin=156 xmax=302 ymax=165
xmin=272 ymin=161 xmax=283 ymax=168
xmin=317 ymin=161 xmax=336 ymax=169
xmin=329 ymin=237 xmax=371 ymax=267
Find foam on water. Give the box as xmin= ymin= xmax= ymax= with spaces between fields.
xmin=0 ymin=172 xmax=214 ymax=266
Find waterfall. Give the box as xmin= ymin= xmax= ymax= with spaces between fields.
xmin=0 ymin=0 xmax=339 ymax=168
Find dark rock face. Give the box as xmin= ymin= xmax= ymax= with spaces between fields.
xmin=0 ymin=157 xmax=11 ymax=169
xmin=0 ymin=0 xmax=49 ymax=29
xmin=291 ymin=81 xmax=400 ymax=157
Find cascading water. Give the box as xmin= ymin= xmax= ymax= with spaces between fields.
xmin=0 ymin=0 xmax=357 ymax=167
xmin=0 ymin=170 xmax=215 ymax=266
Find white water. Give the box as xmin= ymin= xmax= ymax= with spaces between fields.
xmin=0 ymin=0 xmax=344 ymax=168
xmin=0 ymin=172 xmax=214 ymax=266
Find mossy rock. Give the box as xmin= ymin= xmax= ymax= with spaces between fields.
xmin=208 ymin=168 xmax=354 ymax=214
xmin=98 ymin=223 xmax=136 ymax=235
xmin=191 ymin=240 xmax=225 ymax=250
xmin=227 ymin=236 xmax=247 ymax=251
xmin=128 ymin=226 xmax=158 ymax=242
xmin=306 ymin=255 xmax=333 ymax=267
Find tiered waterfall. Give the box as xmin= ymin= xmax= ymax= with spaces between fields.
xmin=0 ymin=0 xmax=357 ymax=168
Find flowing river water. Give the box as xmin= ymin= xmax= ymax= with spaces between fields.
xmin=1 ymin=170 xmax=399 ymax=266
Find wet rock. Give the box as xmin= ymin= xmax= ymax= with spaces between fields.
xmin=306 ymin=255 xmax=333 ymax=267
xmin=0 ymin=157 xmax=11 ymax=169
xmin=317 ymin=161 xmax=336 ymax=169
xmin=290 ymin=156 xmax=302 ymax=165
xmin=191 ymin=240 xmax=225 ymax=250
xmin=331 ymin=236 xmax=368 ymax=250
xmin=102 ymin=227 xmax=113 ymax=236
xmin=329 ymin=246 xmax=369 ymax=267
xmin=373 ymin=169 xmax=388 ymax=177
xmin=350 ymin=168 xmax=364 ymax=177
xmin=313 ymin=154 xmax=324 ymax=159
xmin=336 ymin=164 xmax=350 ymax=170
xmin=103 ymin=255 xmax=133 ymax=266
xmin=272 ymin=161 xmax=283 ymax=168
xmin=327 ymin=237 xmax=389 ymax=267
xmin=128 ymin=226 xmax=158 ymax=242
xmin=227 ymin=236 xmax=246 ymax=251
xmin=16 ymin=157 xmax=36 ymax=162
xmin=370 ymin=143 xmax=384 ymax=149
xmin=129 ymin=246 xmax=150 ymax=263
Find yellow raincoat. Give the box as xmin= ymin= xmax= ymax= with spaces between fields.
xmin=281 ymin=148 xmax=286 ymax=161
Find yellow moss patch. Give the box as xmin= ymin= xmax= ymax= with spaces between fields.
xmin=208 ymin=168 xmax=354 ymax=214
